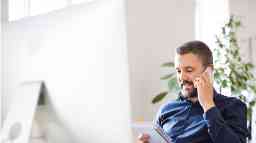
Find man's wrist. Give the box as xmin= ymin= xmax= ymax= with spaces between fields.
xmin=203 ymin=102 xmax=215 ymax=112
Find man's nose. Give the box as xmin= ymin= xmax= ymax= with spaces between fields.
xmin=179 ymin=72 xmax=189 ymax=81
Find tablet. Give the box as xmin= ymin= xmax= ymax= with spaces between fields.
xmin=153 ymin=122 xmax=172 ymax=143
xmin=132 ymin=121 xmax=168 ymax=143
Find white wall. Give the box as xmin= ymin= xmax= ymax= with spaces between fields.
xmin=2 ymin=0 xmax=132 ymax=143
xmin=229 ymin=0 xmax=256 ymax=64
xmin=127 ymin=0 xmax=195 ymax=121
xmin=0 ymin=0 xmax=2 ymax=128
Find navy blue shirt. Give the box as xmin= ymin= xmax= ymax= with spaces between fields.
xmin=155 ymin=90 xmax=249 ymax=143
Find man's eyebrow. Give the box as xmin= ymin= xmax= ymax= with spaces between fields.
xmin=185 ymin=66 xmax=193 ymax=69
xmin=175 ymin=66 xmax=193 ymax=70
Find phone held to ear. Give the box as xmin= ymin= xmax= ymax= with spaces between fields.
xmin=193 ymin=67 xmax=213 ymax=85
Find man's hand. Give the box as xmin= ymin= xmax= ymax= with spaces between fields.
xmin=193 ymin=67 xmax=215 ymax=112
xmin=137 ymin=133 xmax=150 ymax=143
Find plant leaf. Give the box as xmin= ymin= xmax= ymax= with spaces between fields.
xmin=161 ymin=62 xmax=174 ymax=67
xmin=160 ymin=73 xmax=175 ymax=80
xmin=152 ymin=91 xmax=168 ymax=104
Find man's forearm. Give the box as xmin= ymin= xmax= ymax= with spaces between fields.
xmin=203 ymin=107 xmax=246 ymax=143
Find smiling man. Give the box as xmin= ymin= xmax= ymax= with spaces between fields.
xmin=138 ymin=41 xmax=249 ymax=143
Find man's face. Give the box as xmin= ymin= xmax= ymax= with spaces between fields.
xmin=174 ymin=53 xmax=205 ymax=98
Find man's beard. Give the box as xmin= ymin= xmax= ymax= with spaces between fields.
xmin=180 ymin=80 xmax=198 ymax=98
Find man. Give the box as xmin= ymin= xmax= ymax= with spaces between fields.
xmin=138 ymin=41 xmax=249 ymax=143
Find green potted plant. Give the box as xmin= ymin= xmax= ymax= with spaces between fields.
xmin=152 ymin=15 xmax=256 ymax=139
xmin=214 ymin=15 xmax=256 ymax=139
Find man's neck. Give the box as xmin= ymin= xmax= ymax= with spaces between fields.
xmin=187 ymin=96 xmax=198 ymax=103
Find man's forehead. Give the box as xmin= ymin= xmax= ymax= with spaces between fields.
xmin=174 ymin=53 xmax=202 ymax=68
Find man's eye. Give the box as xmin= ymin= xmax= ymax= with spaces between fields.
xmin=177 ymin=70 xmax=181 ymax=73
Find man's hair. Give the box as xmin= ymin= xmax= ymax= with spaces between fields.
xmin=176 ymin=40 xmax=213 ymax=67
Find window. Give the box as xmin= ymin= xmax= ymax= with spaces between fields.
xmin=8 ymin=0 xmax=28 ymax=21
xmin=0 ymin=15 xmax=2 ymax=129
xmin=195 ymin=0 xmax=229 ymax=49
xmin=30 ymin=0 xmax=67 ymax=16
xmin=72 ymin=0 xmax=94 ymax=4
xmin=8 ymin=0 xmax=94 ymax=21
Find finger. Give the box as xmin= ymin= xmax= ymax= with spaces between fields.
xmin=138 ymin=134 xmax=145 ymax=140
xmin=142 ymin=134 xmax=150 ymax=140
xmin=138 ymin=133 xmax=150 ymax=141
xmin=193 ymin=77 xmax=202 ymax=88
xmin=137 ymin=141 xmax=150 ymax=143
xmin=193 ymin=77 xmax=199 ymax=85
xmin=197 ymin=68 xmax=212 ymax=87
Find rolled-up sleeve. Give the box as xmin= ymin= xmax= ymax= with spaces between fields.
xmin=203 ymin=100 xmax=249 ymax=143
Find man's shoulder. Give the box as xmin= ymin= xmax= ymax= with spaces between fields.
xmin=155 ymin=99 xmax=187 ymax=124
xmin=214 ymin=93 xmax=246 ymax=110
xmin=157 ymin=99 xmax=187 ymax=115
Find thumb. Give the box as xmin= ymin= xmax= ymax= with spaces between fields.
xmin=138 ymin=133 xmax=150 ymax=141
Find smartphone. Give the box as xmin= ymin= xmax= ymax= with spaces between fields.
xmin=206 ymin=67 xmax=213 ymax=84
xmin=191 ymin=67 xmax=213 ymax=97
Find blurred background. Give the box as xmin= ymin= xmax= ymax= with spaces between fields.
xmin=0 ymin=0 xmax=256 ymax=142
